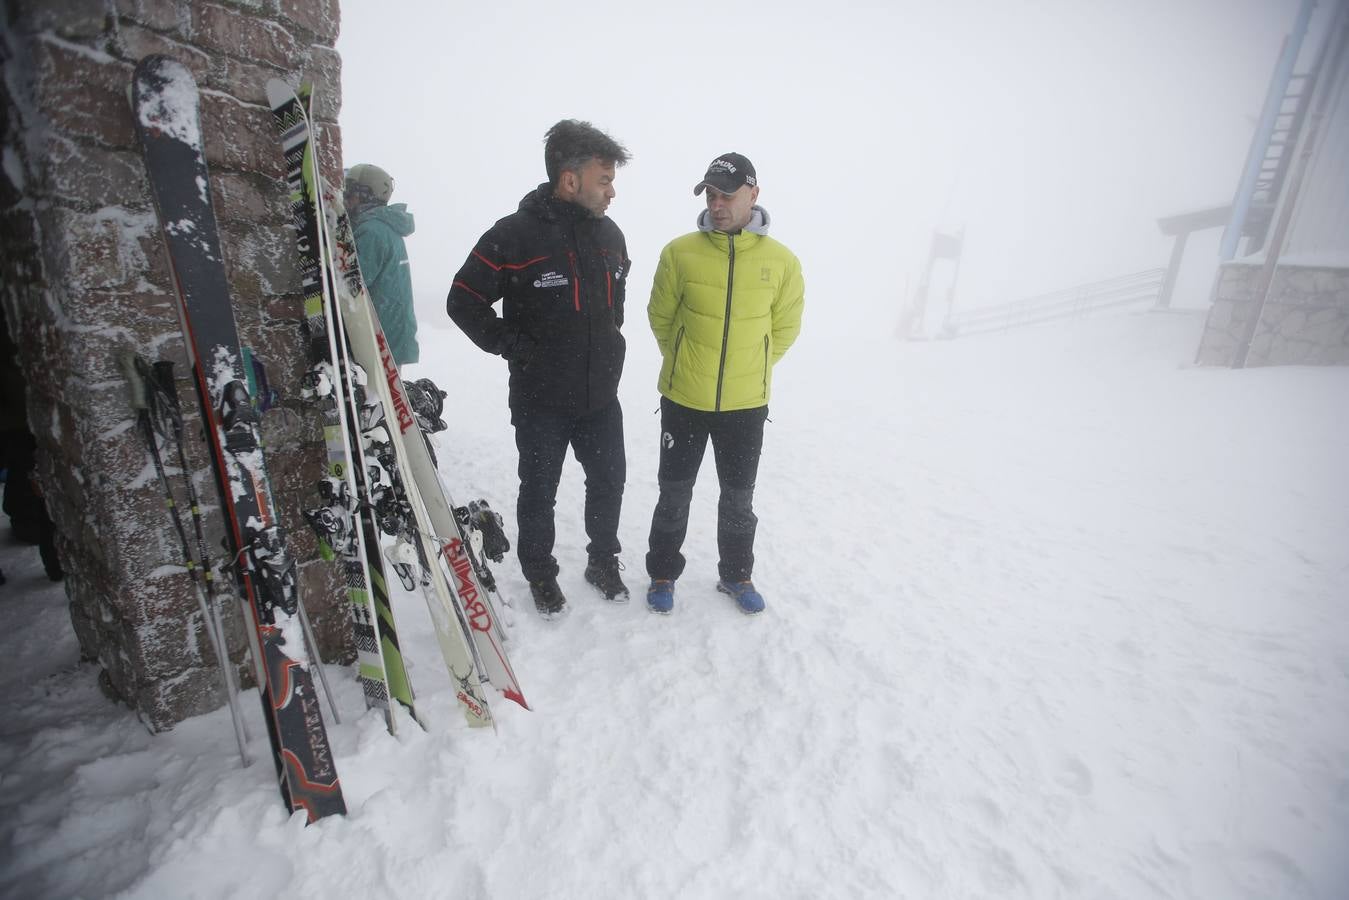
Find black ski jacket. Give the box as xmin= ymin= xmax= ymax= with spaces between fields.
xmin=447 ymin=184 xmax=630 ymax=413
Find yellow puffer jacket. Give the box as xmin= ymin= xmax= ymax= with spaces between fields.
xmin=648 ymin=224 xmax=804 ymax=411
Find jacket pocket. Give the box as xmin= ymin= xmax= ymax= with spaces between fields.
xmin=667 ymin=327 xmax=685 ymax=391
xmin=599 ymin=248 xmax=614 ymax=309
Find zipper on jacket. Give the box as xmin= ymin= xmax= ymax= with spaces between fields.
xmin=668 ymin=327 xmax=685 ymax=391
xmin=762 ymin=335 xmax=769 ymax=398
xmin=713 ymin=235 xmax=735 ymax=412
xmin=569 ymin=227 xmax=592 ymax=409
xmin=601 ymin=248 xmax=613 ymax=308
xmin=567 ymin=250 xmax=581 ymax=311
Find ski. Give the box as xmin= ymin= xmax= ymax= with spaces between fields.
xmin=271 ymin=81 xmax=506 ymax=726
xmin=267 ymin=79 xmax=417 ymax=733
xmin=320 ymin=188 xmax=494 ymax=727
xmin=132 ymin=55 xmax=344 ymax=821
xmin=319 ymin=179 xmax=529 ymax=714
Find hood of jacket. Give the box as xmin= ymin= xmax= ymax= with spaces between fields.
xmin=356 ymin=202 xmax=415 ymax=237
xmin=696 ymin=204 xmax=771 ymax=235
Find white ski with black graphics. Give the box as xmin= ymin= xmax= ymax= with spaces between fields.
xmin=319 ymin=182 xmax=529 ymax=716
xmin=302 ymin=184 xmax=497 ymax=727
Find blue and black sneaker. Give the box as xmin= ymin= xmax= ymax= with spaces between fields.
xmin=647 ymin=579 xmax=675 ymax=615
xmin=716 ymin=579 xmax=765 ymax=615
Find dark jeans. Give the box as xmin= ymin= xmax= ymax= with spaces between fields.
xmin=646 ymin=397 xmax=768 ymax=583
xmin=511 ymin=398 xmax=625 ymax=582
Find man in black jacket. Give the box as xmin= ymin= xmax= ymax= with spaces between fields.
xmin=447 ymin=120 xmax=632 ymax=618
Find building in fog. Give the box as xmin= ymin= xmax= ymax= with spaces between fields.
xmin=1197 ymin=0 xmax=1349 ymax=367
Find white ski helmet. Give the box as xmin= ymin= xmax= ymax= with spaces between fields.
xmin=345 ymin=163 xmax=394 ymax=204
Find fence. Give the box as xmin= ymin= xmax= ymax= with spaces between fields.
xmin=940 ymin=268 xmax=1167 ymax=338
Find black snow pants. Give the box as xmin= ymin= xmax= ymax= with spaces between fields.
xmin=511 ymin=398 xmax=625 ymax=582
xmin=645 ymin=396 xmax=768 ymax=584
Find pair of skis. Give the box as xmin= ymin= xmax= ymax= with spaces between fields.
xmin=265 ymin=81 xmax=528 ymax=728
xmin=269 ymin=84 xmax=417 ymax=736
xmin=131 ymin=56 xmax=345 ymax=821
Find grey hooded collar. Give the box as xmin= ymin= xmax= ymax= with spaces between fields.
xmin=696 ymin=204 xmax=771 ymax=235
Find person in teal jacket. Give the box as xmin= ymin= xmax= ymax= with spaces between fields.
xmin=345 ymin=163 xmax=420 ymax=367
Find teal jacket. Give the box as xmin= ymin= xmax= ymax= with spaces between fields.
xmin=353 ymin=203 xmax=419 ymax=365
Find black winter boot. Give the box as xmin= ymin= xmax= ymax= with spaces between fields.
xmin=584 ymin=557 xmax=629 ymax=603
xmin=529 ymin=577 xmax=567 ymax=619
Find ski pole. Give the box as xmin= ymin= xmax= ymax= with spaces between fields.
xmin=122 ymin=354 xmax=251 ymax=766
xmin=148 ymin=360 xmax=259 ymax=745
xmin=294 ymin=600 xmax=341 ymax=724
xmin=149 ymin=360 xmax=271 ymax=701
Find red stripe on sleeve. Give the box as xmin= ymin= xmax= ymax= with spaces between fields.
xmin=472 ymin=251 xmax=549 ymax=272
xmin=452 ymin=280 xmax=489 ymax=303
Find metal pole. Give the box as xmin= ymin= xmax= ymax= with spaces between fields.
xmin=122 ymin=355 xmax=251 ymax=767
xmin=1157 ymin=231 xmax=1189 ymax=309
xmin=296 ymin=601 xmax=342 ymax=724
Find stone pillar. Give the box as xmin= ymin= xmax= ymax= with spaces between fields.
xmin=1196 ymin=262 xmax=1349 ymax=366
xmin=0 ymin=0 xmax=350 ymax=730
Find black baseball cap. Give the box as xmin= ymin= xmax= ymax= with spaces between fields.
xmin=693 ymin=152 xmax=757 ymax=196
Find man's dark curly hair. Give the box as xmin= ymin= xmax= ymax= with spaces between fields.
xmin=544 ymin=119 xmax=631 ymax=186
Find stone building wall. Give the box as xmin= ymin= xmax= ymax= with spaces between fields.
xmin=0 ymin=0 xmax=350 ymax=730
xmin=1195 ymin=262 xmax=1349 ymax=366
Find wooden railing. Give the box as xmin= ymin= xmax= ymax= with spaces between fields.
xmin=941 ymin=268 xmax=1167 ymax=338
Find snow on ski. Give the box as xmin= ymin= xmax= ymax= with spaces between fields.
xmin=132 ymin=55 xmax=345 ymax=821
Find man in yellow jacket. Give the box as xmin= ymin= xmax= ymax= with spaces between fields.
xmin=645 ymin=153 xmax=804 ymax=615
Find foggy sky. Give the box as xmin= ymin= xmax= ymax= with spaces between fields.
xmin=335 ymin=0 xmax=1297 ymax=338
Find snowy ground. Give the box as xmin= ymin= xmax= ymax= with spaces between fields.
xmin=2 ymin=310 xmax=1347 ymax=899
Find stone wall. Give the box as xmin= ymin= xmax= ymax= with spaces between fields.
xmin=1196 ymin=262 xmax=1349 ymax=366
xmin=0 ymin=0 xmax=351 ymax=730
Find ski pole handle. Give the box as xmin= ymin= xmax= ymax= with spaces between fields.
xmin=119 ymin=353 xmax=150 ymax=411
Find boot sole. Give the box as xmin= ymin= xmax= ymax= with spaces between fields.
xmin=588 ymin=583 xmax=630 ymax=604
xmin=535 ymin=603 xmax=568 ymax=621
xmin=585 ymin=574 xmax=630 ymax=604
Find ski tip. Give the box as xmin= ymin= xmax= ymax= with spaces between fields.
xmin=133 ymin=53 xmax=188 ymax=82
xmin=265 ymin=78 xmax=298 ymax=110
xmin=132 ymin=54 xmax=196 ymax=98
xmin=266 ymin=79 xmax=316 ymax=118
xmin=131 ymin=55 xmax=201 ymax=146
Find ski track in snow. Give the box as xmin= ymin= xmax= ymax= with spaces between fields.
xmin=2 ymin=311 xmax=1348 ymax=899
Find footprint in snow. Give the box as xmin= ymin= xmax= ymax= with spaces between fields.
xmin=1055 ymin=757 xmax=1094 ymax=796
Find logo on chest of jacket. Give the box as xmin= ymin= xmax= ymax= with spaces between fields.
xmin=760 ymin=267 xmax=772 ymax=283
xmin=534 ymin=271 xmax=569 ymax=289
